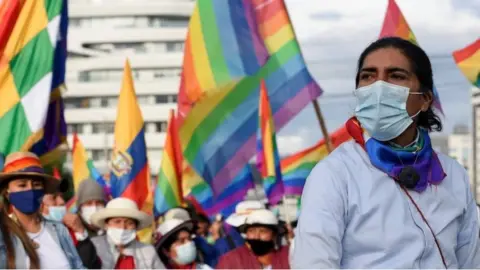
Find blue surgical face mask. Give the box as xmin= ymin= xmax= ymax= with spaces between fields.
xmin=8 ymin=190 xmax=45 ymax=214
xmin=173 ymin=241 xmax=197 ymax=265
xmin=45 ymin=206 xmax=67 ymax=222
xmin=354 ymin=80 xmax=422 ymax=141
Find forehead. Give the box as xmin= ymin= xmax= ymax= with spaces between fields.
xmin=247 ymin=225 xmax=273 ymax=233
xmin=10 ymin=178 xmax=43 ymax=184
xmin=361 ymin=47 xmax=412 ymax=71
xmin=109 ymin=217 xmax=136 ymax=223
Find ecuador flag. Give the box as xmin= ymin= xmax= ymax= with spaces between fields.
xmin=109 ymin=60 xmax=150 ymax=210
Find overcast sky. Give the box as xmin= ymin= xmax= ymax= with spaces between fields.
xmin=277 ymin=0 xmax=480 ymax=156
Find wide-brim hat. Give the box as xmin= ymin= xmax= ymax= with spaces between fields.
xmin=155 ymin=218 xmax=194 ymax=249
xmin=0 ymin=152 xmax=59 ymax=194
xmin=225 ymin=200 xmax=266 ymax=227
xmin=91 ymin=198 xmax=153 ymax=230
xmin=239 ymin=209 xmax=284 ymax=234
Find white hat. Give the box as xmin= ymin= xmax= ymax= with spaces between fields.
xmin=164 ymin=208 xmax=191 ymax=222
xmin=225 ymin=200 xmax=265 ymax=227
xmin=155 ymin=218 xmax=194 ymax=249
xmin=239 ymin=209 xmax=279 ymax=233
xmin=91 ymin=198 xmax=153 ymax=230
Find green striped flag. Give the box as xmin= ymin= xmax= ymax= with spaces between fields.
xmin=0 ymin=0 xmax=65 ymax=155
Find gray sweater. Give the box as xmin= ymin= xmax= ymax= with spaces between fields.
xmin=91 ymin=234 xmax=165 ymax=269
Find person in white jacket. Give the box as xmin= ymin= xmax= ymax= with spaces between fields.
xmin=293 ymin=37 xmax=480 ymax=269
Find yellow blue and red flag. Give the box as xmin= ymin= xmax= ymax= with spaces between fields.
xmin=110 ymin=60 xmax=150 ymax=210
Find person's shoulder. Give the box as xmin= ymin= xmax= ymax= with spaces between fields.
xmin=308 ymin=140 xmax=366 ymax=180
xmin=218 ymin=245 xmax=246 ymax=260
xmin=136 ymin=240 xmax=158 ymax=254
xmin=90 ymin=234 xmax=106 ymax=244
xmin=435 ymin=151 xmax=468 ymax=175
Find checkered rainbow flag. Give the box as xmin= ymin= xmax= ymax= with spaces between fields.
xmin=0 ymin=0 xmax=66 ymax=155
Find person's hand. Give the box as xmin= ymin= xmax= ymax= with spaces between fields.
xmin=209 ymin=220 xmax=222 ymax=241
xmin=63 ymin=212 xmax=86 ymax=233
xmin=286 ymin=223 xmax=295 ymax=241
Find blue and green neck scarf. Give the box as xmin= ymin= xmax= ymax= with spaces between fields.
xmin=365 ymin=129 xmax=446 ymax=192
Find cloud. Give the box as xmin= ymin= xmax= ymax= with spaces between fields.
xmin=309 ymin=11 xmax=343 ymax=21
xmin=286 ymin=0 xmax=480 ymax=59
xmin=276 ymin=128 xmax=317 ymax=156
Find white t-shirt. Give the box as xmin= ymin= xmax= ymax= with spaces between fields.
xmin=27 ymin=223 xmax=71 ymax=269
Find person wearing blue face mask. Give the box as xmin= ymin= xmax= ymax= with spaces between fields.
xmin=0 ymin=152 xmax=84 ymax=269
xmin=41 ymin=179 xmax=102 ymax=269
xmin=293 ymin=37 xmax=480 ymax=269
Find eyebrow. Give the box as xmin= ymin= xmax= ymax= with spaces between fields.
xmin=359 ymin=66 xmax=411 ymax=74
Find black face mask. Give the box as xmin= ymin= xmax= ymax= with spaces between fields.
xmin=246 ymin=239 xmax=275 ymax=256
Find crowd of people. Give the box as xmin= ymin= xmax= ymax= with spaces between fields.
xmin=1 ymin=37 xmax=480 ymax=269
xmin=0 ymin=152 xmax=295 ymax=269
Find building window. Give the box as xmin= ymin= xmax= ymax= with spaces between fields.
xmin=166 ymin=41 xmax=184 ymax=52
xmin=137 ymin=96 xmax=151 ymax=105
xmin=168 ymin=95 xmax=178 ymax=103
xmin=148 ymin=16 xmax=189 ymax=28
xmin=91 ymin=150 xmax=105 ymax=161
xmin=64 ymin=98 xmax=90 ymax=109
xmin=67 ymin=124 xmax=84 ymax=134
xmin=155 ymin=122 xmax=168 ymax=132
xmin=92 ymin=123 xmax=114 ymax=134
xmin=155 ymin=95 xmax=169 ymax=104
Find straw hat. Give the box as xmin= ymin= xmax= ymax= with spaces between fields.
xmin=0 ymin=152 xmax=59 ymax=194
xmin=225 ymin=200 xmax=265 ymax=227
xmin=239 ymin=209 xmax=281 ymax=233
xmin=91 ymin=198 xmax=153 ymax=230
xmin=155 ymin=218 xmax=194 ymax=249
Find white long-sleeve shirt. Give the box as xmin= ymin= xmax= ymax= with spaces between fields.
xmin=293 ymin=141 xmax=480 ymax=268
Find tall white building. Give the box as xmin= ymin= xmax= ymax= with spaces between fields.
xmin=447 ymin=125 xmax=471 ymax=175
xmin=472 ymin=87 xmax=480 ymax=202
xmin=64 ymin=0 xmax=194 ymax=174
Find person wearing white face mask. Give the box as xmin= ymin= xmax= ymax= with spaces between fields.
xmin=90 ymin=197 xmax=164 ymax=269
xmin=156 ymin=218 xmax=212 ymax=269
xmin=293 ymin=37 xmax=480 ymax=269
xmin=73 ymin=180 xmax=108 ymax=237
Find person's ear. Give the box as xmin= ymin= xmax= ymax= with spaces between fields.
xmin=421 ymin=91 xmax=433 ymax=112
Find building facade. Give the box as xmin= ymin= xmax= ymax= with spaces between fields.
xmin=65 ymin=0 xmax=194 ymax=174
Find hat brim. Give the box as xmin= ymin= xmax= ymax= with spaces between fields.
xmin=91 ymin=208 xmax=153 ymax=230
xmin=239 ymin=222 xmax=284 ymax=235
xmin=155 ymin=220 xmax=194 ymax=250
xmin=0 ymin=172 xmax=59 ymax=194
xmin=225 ymin=213 xmax=248 ymax=228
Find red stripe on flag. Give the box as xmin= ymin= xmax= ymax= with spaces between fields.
xmin=121 ymin=165 xmax=149 ymax=209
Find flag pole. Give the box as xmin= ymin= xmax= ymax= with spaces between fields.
xmin=281 ymin=3 xmax=333 ymax=153
xmin=312 ymin=100 xmax=332 ymax=152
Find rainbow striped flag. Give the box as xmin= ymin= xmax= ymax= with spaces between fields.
xmin=110 ymin=60 xmax=151 ymax=211
xmin=453 ymin=39 xmax=480 ymax=88
xmin=0 ymin=0 xmax=68 ymax=156
xmin=179 ymin=0 xmax=322 ymax=196
xmin=30 ymin=0 xmax=68 ymax=167
xmin=183 ymin=165 xmax=254 ymax=218
xmin=69 ymin=133 xmax=108 ymax=212
xmin=281 ymin=126 xmax=353 ymax=196
xmin=380 ymin=0 xmax=443 ymax=113
xmin=257 ymin=81 xmax=284 ymax=204
xmin=154 ymin=109 xmax=184 ymax=216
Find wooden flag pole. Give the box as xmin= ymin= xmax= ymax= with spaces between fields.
xmin=312 ymin=100 xmax=333 ymax=153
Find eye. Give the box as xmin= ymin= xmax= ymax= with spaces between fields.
xmin=359 ymin=73 xmax=373 ymax=81
xmin=390 ymin=73 xmax=407 ymax=80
